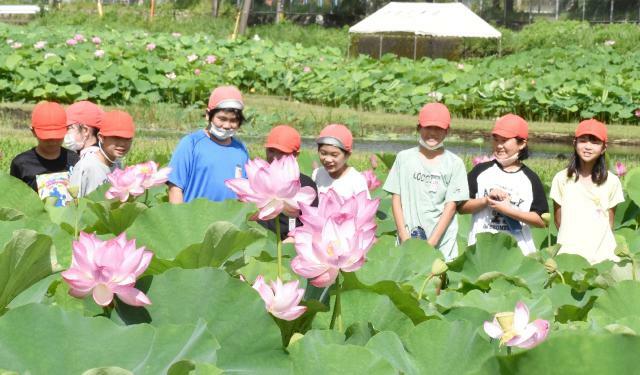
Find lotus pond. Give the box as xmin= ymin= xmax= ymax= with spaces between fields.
xmin=1 ymin=151 xmax=640 ymax=374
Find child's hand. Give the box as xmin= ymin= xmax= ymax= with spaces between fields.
xmin=398 ymin=230 xmax=410 ymax=243
xmin=488 ymin=188 xmax=510 ymax=202
xmin=487 ymin=196 xmax=512 ymax=213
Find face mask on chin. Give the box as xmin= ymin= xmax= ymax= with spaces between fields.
xmin=494 ymin=151 xmax=520 ymax=167
xmin=208 ymin=123 xmax=236 ymax=141
xmin=98 ymin=141 xmax=123 ymax=165
xmin=418 ymin=135 xmax=444 ymax=151
xmin=63 ymin=132 xmax=85 ymax=151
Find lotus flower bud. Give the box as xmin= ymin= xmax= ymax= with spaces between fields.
xmin=288 ymin=332 xmax=304 ymax=347
xmin=541 ymin=213 xmax=551 ymax=227
xmin=614 ymin=244 xmax=631 ymax=258
xmin=544 ymin=258 xmax=558 ymax=274
xmin=68 ymin=185 xmax=79 ymax=199
xmin=431 ymin=258 xmax=448 ymax=276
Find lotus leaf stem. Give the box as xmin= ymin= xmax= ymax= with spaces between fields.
xmin=417 ymin=273 xmax=434 ymax=300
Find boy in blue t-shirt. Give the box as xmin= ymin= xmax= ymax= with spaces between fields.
xmin=168 ymin=86 xmax=249 ymax=203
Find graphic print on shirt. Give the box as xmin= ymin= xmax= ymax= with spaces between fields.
xmin=36 ymin=171 xmax=72 ymax=207
xmin=412 ymin=170 xmax=442 ymax=193
xmin=482 ymin=186 xmax=526 ymax=235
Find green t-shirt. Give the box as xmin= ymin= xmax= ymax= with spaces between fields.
xmin=383 ymin=147 xmax=469 ymax=260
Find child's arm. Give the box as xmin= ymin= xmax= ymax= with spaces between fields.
xmin=428 ymin=201 xmax=457 ymax=247
xmin=391 ymin=194 xmax=410 ymax=243
xmin=609 ymin=207 xmax=616 ymax=228
xmin=488 ymin=197 xmax=546 ymax=228
xmin=457 ymin=197 xmax=488 ymax=214
xmin=168 ymin=183 xmax=184 ymax=204
xmin=553 ymin=202 xmax=561 ymax=230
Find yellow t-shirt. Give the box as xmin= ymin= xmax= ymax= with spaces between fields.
xmin=550 ymin=169 xmax=624 ymax=264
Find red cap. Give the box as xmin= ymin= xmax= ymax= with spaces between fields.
xmin=207 ymin=86 xmax=244 ymax=111
xmin=31 ymin=101 xmax=67 ymax=139
xmin=316 ymin=124 xmax=353 ymax=152
xmin=492 ymin=114 xmax=528 ymax=139
xmin=418 ymin=103 xmax=450 ymax=129
xmin=265 ymin=125 xmax=301 ymax=153
xmin=575 ymin=119 xmax=607 ymax=142
xmin=100 ymin=111 xmax=135 ymax=138
xmin=66 ymin=101 xmax=104 ymax=128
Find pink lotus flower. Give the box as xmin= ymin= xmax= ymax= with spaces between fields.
xmin=61 ymin=232 xmax=152 ymax=307
xmin=10 ymin=42 xmax=22 ymax=49
xmin=635 ymin=108 xmax=640 ymax=118
xmin=225 ymin=155 xmax=316 ymax=220
xmin=252 ymin=275 xmax=306 ymax=320
xmin=44 ymin=52 xmax=56 ymax=59
xmin=194 ymin=69 xmax=201 ymax=76
xmin=362 ymin=170 xmax=381 ymax=191
xmin=187 ymin=54 xmax=198 ymax=63
xmin=146 ymin=43 xmax=156 ymax=51
xmin=73 ymin=34 xmax=86 ymax=42
xmin=472 ymin=154 xmax=494 ymax=166
xmin=66 ymin=39 xmax=78 ymax=46
xmin=614 ymin=161 xmax=627 ymax=177
xmin=303 ymin=66 xmax=311 ymax=73
xmin=205 ymin=55 xmax=217 ymax=64
xmin=92 ymin=36 xmax=101 ymax=44
xmin=94 ymin=49 xmax=105 ymax=58
xmin=457 ymin=63 xmax=465 ymax=70
xmin=291 ymin=189 xmax=379 ymax=287
xmin=134 ymin=161 xmax=171 ymax=189
xmin=165 ymin=72 xmax=176 ymax=80
xmin=105 ymin=167 xmax=145 ymax=202
xmin=33 ymin=41 xmax=46 ymax=50
xmin=483 ymin=302 xmax=549 ymax=349
xmin=369 ymin=154 xmax=378 ymax=169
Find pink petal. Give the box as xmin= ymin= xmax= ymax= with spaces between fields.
xmin=513 ymin=302 xmax=530 ymax=332
xmin=310 ymin=268 xmax=339 ymax=287
xmin=484 ymin=320 xmax=504 ymax=340
xmin=252 ymin=275 xmax=274 ymax=306
xmin=273 ymin=305 xmax=307 ymax=321
xmin=92 ymin=283 xmax=114 ymax=306
xmin=113 ymin=285 xmax=152 ymax=306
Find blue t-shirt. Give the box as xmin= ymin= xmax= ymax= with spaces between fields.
xmin=168 ymin=130 xmax=249 ymax=202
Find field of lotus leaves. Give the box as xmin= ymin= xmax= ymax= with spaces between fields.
xmin=1 ymin=151 xmax=640 ymax=374
xmin=2 ymin=23 xmax=640 ymax=124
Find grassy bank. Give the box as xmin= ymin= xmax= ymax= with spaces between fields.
xmin=2 ymin=96 xmax=640 ymax=143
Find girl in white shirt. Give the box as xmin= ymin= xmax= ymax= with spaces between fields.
xmin=550 ymin=119 xmax=624 ymax=264
xmin=312 ymin=124 xmax=369 ymax=199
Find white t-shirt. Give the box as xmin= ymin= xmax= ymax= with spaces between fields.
xmin=550 ymin=169 xmax=624 ymax=264
xmin=467 ymin=161 xmax=549 ymax=255
xmin=312 ymin=166 xmax=370 ymax=199
xmin=69 ymin=152 xmax=116 ymax=198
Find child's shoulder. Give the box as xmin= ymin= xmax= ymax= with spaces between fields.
xmin=10 ymin=148 xmax=37 ymax=164
xmin=442 ymin=149 xmax=465 ymax=164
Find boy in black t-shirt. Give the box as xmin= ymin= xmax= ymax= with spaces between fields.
xmin=10 ymin=101 xmax=79 ymax=206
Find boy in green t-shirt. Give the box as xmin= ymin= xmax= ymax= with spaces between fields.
xmin=382 ymin=103 xmax=469 ymax=260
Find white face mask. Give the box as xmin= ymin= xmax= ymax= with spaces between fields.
xmin=418 ymin=135 xmax=444 ymax=151
xmin=208 ymin=124 xmax=236 ymax=141
xmin=494 ymin=151 xmax=519 ymax=167
xmin=63 ymin=131 xmax=85 ymax=151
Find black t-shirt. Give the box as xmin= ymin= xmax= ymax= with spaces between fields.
xmin=258 ymin=173 xmax=319 ymax=240
xmin=9 ymin=147 xmax=80 ymax=191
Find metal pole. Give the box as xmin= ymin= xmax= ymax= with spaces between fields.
xmin=413 ymin=35 xmax=417 ymax=60
xmin=379 ymin=35 xmax=383 ymax=59
xmin=582 ymin=0 xmax=586 ymax=21
xmin=610 ymin=0 xmax=614 ymax=23
xmin=555 ymin=0 xmax=559 ymax=20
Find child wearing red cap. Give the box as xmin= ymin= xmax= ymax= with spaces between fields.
xmin=550 ymin=119 xmax=624 ymax=264
xmin=459 ymin=114 xmax=548 ymax=255
xmin=168 ymin=85 xmax=249 ymax=203
xmin=10 ymin=101 xmax=80 ymax=206
xmin=313 ymin=124 xmax=369 ymax=198
xmin=259 ymin=125 xmax=319 ymax=240
xmin=63 ymin=101 xmax=104 ymax=158
xmin=383 ymin=103 xmax=469 ymax=260
xmin=69 ymin=110 xmax=135 ymax=197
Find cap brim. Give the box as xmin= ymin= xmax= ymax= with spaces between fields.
xmin=316 ymin=136 xmax=347 ymax=151
xmin=419 ymin=121 xmax=449 ymax=129
xmin=100 ymin=131 xmax=134 ymax=138
xmin=33 ymin=128 xmax=66 ymax=140
xmin=575 ymin=130 xmax=606 ymax=141
xmin=491 ymin=129 xmax=518 ymax=138
xmin=265 ymin=142 xmax=296 ymax=153
xmin=211 ymin=99 xmax=244 ymax=111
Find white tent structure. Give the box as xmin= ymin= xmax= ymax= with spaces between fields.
xmin=348 ymin=2 xmax=501 ymax=59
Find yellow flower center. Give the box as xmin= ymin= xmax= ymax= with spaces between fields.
xmin=495 ymin=312 xmax=516 ymax=346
